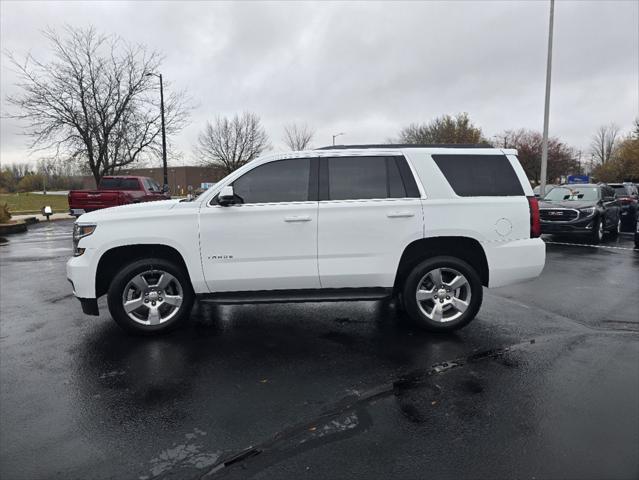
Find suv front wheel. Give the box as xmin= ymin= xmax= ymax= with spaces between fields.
xmin=107 ymin=257 xmax=194 ymax=335
xmin=402 ymin=256 xmax=483 ymax=332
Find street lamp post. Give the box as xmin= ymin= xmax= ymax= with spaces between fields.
xmin=146 ymin=72 xmax=168 ymax=189
xmin=332 ymin=132 xmax=345 ymax=146
xmin=540 ymin=0 xmax=555 ymax=198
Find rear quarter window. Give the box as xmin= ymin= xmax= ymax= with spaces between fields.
xmin=432 ymin=154 xmax=524 ymax=197
xmin=121 ymin=179 xmax=141 ymax=190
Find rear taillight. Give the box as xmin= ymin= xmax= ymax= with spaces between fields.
xmin=527 ymin=196 xmax=541 ymax=238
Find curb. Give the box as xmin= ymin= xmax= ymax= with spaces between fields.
xmin=0 ymin=221 xmax=28 ymax=235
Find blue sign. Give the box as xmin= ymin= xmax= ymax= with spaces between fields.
xmin=567 ymin=175 xmax=589 ymax=184
xmin=201 ymin=182 xmax=216 ymax=190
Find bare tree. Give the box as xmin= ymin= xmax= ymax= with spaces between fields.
xmin=5 ymin=26 xmax=190 ymax=186
xmin=195 ymin=113 xmax=270 ymax=174
xmin=590 ymin=123 xmax=620 ymax=164
xmin=283 ymin=123 xmax=314 ymax=150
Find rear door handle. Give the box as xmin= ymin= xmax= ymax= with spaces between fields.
xmin=387 ymin=211 xmax=414 ymax=218
xmin=284 ymin=215 xmax=312 ymax=222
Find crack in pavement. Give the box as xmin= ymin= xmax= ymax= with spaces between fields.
xmin=195 ymin=336 xmax=562 ymax=480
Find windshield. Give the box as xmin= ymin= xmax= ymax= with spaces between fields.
xmin=611 ymin=186 xmax=628 ymax=196
xmin=543 ymin=186 xmax=599 ymax=202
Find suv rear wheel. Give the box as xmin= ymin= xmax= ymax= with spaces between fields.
xmin=402 ymin=256 xmax=483 ymax=332
xmin=107 ymin=257 xmax=194 ymax=335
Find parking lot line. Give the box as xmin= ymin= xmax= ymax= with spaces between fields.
xmin=544 ymin=240 xmax=636 ymax=251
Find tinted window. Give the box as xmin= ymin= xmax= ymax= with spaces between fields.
xmin=100 ymin=178 xmax=140 ymax=190
xmin=232 ymin=159 xmax=310 ymax=203
xmin=121 ymin=179 xmax=140 ymax=190
xmin=387 ymin=157 xmax=406 ymax=198
xmin=326 ymin=156 xmax=415 ymax=200
xmin=612 ymin=186 xmax=627 ymax=196
xmin=432 ymin=154 xmax=524 ymax=196
xmin=603 ymin=186 xmax=616 ymax=199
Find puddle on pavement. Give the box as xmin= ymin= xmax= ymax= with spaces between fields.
xmin=141 ymin=428 xmax=220 ymax=479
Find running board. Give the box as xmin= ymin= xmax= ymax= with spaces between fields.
xmin=198 ymin=287 xmax=393 ymax=305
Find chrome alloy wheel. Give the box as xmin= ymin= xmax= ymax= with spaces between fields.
xmin=122 ymin=270 xmax=184 ymax=325
xmin=415 ymin=267 xmax=472 ymax=323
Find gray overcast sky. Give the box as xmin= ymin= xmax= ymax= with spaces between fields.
xmin=1 ymin=0 xmax=637 ymax=166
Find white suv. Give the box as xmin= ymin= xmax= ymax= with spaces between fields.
xmin=67 ymin=145 xmax=545 ymax=335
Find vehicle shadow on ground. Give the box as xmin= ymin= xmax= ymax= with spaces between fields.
xmin=70 ymin=300 xmax=488 ymax=425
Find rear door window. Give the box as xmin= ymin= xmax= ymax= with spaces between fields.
xmin=324 ymin=156 xmax=419 ymax=200
xmin=432 ymin=154 xmax=524 ymax=196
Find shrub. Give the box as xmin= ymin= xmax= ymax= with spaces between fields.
xmin=0 ymin=203 xmax=11 ymax=223
xmin=17 ymin=174 xmax=44 ymax=192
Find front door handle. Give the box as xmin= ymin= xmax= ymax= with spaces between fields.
xmin=284 ymin=215 xmax=312 ymax=222
xmin=387 ymin=211 xmax=415 ymax=218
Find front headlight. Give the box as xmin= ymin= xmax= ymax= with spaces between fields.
xmin=579 ymin=207 xmax=595 ymax=217
xmin=73 ymin=223 xmax=97 ymax=256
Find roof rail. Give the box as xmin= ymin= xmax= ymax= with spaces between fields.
xmin=316 ymin=143 xmax=494 ymax=150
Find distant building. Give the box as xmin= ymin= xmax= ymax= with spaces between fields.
xmin=77 ymin=166 xmax=226 ymax=194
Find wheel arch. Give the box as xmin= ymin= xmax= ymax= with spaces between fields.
xmin=95 ymin=244 xmax=192 ymax=298
xmin=393 ymin=236 xmax=489 ymax=293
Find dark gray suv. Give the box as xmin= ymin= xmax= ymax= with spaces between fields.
xmin=539 ymin=184 xmax=621 ymax=243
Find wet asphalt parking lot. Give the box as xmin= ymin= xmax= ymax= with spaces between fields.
xmin=1 ymin=220 xmax=638 ymax=480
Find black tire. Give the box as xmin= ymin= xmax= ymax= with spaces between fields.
xmin=590 ymin=217 xmax=604 ymax=244
xmin=107 ymin=257 xmax=194 ymax=335
xmin=402 ymin=256 xmax=483 ymax=332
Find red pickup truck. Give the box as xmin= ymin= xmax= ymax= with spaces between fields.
xmin=68 ymin=176 xmax=170 ymax=217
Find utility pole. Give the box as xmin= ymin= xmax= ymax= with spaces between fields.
xmin=540 ymin=0 xmax=555 ymax=197
xmin=146 ymin=72 xmax=168 ymax=189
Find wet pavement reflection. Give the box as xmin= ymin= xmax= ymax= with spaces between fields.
xmin=1 ymin=221 xmax=637 ymax=479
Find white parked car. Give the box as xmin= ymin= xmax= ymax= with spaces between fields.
xmin=67 ymin=145 xmax=545 ymax=335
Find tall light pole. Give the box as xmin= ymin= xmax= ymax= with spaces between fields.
xmin=146 ymin=72 xmax=168 ymax=189
xmin=332 ymin=132 xmax=345 ymax=146
xmin=540 ymin=0 xmax=555 ymax=198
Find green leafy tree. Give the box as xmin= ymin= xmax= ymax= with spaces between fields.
xmin=397 ymin=113 xmax=488 ymax=145
xmin=592 ymin=134 xmax=639 ymax=182
xmin=0 ymin=169 xmax=17 ymax=193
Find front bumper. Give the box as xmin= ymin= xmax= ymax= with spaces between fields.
xmin=79 ymin=298 xmax=99 ymax=315
xmin=66 ymin=249 xmax=99 ymax=314
xmin=540 ymin=215 xmax=595 ymax=235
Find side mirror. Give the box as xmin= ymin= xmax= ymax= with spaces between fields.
xmin=218 ymin=185 xmax=235 ymax=206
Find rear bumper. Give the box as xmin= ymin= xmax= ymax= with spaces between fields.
xmin=69 ymin=208 xmax=86 ymax=216
xmin=484 ymin=238 xmax=546 ymax=288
